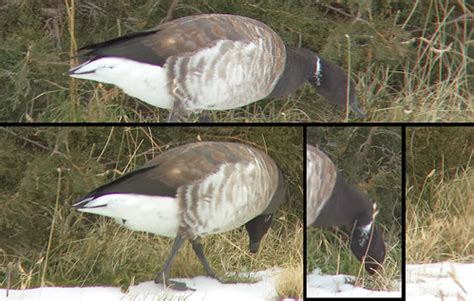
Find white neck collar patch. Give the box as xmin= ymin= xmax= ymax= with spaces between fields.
xmin=358 ymin=221 xmax=373 ymax=247
xmin=315 ymin=57 xmax=323 ymax=86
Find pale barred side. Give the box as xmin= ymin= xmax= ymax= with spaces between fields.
xmin=306 ymin=145 xmax=337 ymax=226
xmin=164 ymin=14 xmax=286 ymax=110
xmin=177 ymin=144 xmax=279 ymax=239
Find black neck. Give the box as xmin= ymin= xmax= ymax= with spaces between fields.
xmin=310 ymin=173 xmax=373 ymax=228
xmin=311 ymin=173 xmax=385 ymax=273
xmin=268 ymin=46 xmax=315 ymax=98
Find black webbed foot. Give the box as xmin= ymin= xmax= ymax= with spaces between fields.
xmin=154 ymin=274 xmax=195 ymax=291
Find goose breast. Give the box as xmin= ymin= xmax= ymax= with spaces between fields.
xmin=306 ymin=144 xmax=337 ymax=226
xmin=153 ymin=142 xmax=280 ymax=237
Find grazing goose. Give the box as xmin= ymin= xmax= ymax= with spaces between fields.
xmin=69 ymin=13 xmax=366 ymax=121
xmin=73 ymin=141 xmax=286 ymax=290
xmin=306 ymin=144 xmax=385 ymax=274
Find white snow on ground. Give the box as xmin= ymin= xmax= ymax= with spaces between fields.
xmin=306 ymin=268 xmax=401 ymax=298
xmin=407 ymin=262 xmax=474 ymax=301
xmin=0 ymin=269 xmax=291 ymax=301
xmin=5 ymin=262 xmax=471 ymax=300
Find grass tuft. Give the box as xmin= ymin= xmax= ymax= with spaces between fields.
xmin=406 ymin=126 xmax=473 ymax=264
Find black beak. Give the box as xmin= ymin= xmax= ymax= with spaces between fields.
xmin=249 ymin=240 xmax=261 ymax=253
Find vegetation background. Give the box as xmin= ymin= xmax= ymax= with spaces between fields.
xmin=0 ymin=0 xmax=471 ymax=122
xmin=306 ymin=126 xmax=402 ymax=291
xmin=0 ymin=126 xmax=303 ymax=299
xmin=406 ymin=126 xmax=473 ymax=264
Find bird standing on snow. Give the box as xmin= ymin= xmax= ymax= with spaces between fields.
xmin=70 ymin=14 xmax=366 ymax=122
xmin=72 ymin=141 xmax=286 ymax=290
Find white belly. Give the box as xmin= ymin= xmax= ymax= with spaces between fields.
xmin=76 ymin=194 xmax=180 ymax=237
xmin=70 ymin=57 xmax=174 ymax=109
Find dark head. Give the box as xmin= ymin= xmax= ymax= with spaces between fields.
xmin=308 ymin=55 xmax=366 ymax=118
xmin=350 ymin=222 xmax=386 ymax=274
xmin=244 ymin=168 xmax=286 ymax=253
xmin=270 ymin=47 xmax=366 ymax=118
xmin=245 ymin=214 xmax=273 ymax=253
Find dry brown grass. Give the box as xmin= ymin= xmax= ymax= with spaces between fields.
xmin=407 ymin=166 xmax=474 ymax=263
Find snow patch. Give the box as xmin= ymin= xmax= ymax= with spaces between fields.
xmin=407 ymin=262 xmax=473 ymax=301
xmin=0 ymin=269 xmax=283 ymax=301
xmin=306 ymin=268 xmax=401 ymax=298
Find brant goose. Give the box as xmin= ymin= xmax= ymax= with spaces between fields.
xmin=306 ymin=144 xmax=385 ymax=274
xmin=73 ymin=141 xmax=286 ymax=290
xmin=69 ymin=14 xmax=366 ymax=121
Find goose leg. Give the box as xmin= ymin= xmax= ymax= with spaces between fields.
xmin=191 ymin=238 xmax=218 ymax=280
xmin=167 ymin=100 xmax=188 ymax=123
xmin=191 ymin=239 xmax=247 ymax=284
xmin=154 ymin=236 xmax=192 ymax=291
xmin=167 ymin=109 xmax=178 ymax=123
xmin=197 ymin=111 xmax=212 ymax=123
xmin=191 ymin=238 xmax=255 ymax=284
